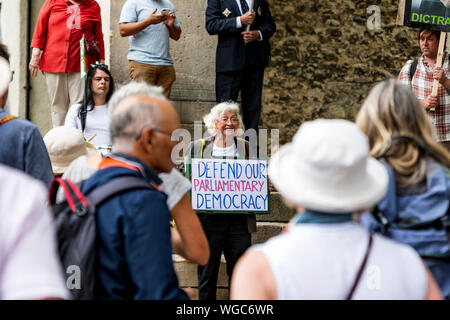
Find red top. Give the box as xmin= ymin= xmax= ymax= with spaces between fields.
xmin=31 ymin=0 xmax=105 ymax=73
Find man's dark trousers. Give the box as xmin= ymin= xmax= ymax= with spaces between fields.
xmin=197 ymin=213 xmax=251 ymax=300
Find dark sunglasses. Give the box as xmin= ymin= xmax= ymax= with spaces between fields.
xmin=90 ymin=63 xmax=109 ymax=70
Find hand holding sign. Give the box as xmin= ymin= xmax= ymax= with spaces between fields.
xmin=424 ymin=94 xmax=438 ymax=110
xmin=434 ymin=65 xmax=448 ymax=83
xmin=397 ymin=0 xmax=449 ymax=111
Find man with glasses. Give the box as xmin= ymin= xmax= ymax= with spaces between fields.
xmin=206 ymin=0 xmax=276 ymax=132
xmin=119 ymin=0 xmax=181 ymax=98
xmin=81 ymin=82 xmax=208 ymax=299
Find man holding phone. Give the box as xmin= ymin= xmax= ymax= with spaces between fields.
xmin=120 ymin=0 xmax=181 ymax=98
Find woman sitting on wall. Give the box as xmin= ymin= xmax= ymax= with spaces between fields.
xmin=65 ymin=64 xmax=115 ymax=152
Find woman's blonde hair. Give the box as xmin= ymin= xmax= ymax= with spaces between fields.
xmin=203 ymin=101 xmax=244 ymax=136
xmin=356 ymin=79 xmax=450 ymax=186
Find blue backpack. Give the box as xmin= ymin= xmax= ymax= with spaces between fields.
xmin=362 ymin=160 xmax=450 ymax=298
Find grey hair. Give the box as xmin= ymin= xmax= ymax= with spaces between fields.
xmin=108 ymin=81 xmax=166 ymax=117
xmin=203 ymin=101 xmax=244 ymax=135
xmin=110 ymin=101 xmax=161 ymax=153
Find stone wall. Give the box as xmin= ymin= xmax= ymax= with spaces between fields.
xmin=263 ymin=0 xmax=421 ymax=144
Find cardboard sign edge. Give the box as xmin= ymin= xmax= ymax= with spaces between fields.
xmin=397 ymin=0 xmax=406 ymax=26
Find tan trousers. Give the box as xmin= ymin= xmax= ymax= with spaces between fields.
xmin=44 ymin=72 xmax=85 ymax=127
xmin=128 ymin=60 xmax=176 ymax=98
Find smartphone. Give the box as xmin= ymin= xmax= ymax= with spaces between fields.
xmin=161 ymin=8 xmax=171 ymax=15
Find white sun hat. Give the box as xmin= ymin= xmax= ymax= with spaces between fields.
xmin=0 ymin=57 xmax=11 ymax=97
xmin=268 ymin=119 xmax=388 ymax=213
xmin=44 ymin=126 xmax=98 ymax=175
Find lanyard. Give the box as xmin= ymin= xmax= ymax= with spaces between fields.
xmin=0 ymin=115 xmax=17 ymax=125
xmin=98 ymin=155 xmax=145 ymax=176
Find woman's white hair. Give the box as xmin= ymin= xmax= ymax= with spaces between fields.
xmin=203 ymin=102 xmax=244 ymax=135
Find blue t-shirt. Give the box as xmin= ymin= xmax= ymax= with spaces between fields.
xmin=119 ymin=0 xmax=180 ymax=66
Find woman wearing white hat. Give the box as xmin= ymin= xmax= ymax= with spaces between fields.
xmin=230 ymin=119 xmax=442 ymax=300
xmin=43 ymin=126 xmax=100 ymax=177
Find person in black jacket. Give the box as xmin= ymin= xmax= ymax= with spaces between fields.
xmin=206 ymin=0 xmax=276 ymax=133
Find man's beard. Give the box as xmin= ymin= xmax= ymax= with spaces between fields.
xmin=423 ymin=49 xmax=438 ymax=59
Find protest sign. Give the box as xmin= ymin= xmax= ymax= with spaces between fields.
xmin=397 ymin=0 xmax=450 ymax=31
xmin=185 ymin=157 xmax=269 ymax=214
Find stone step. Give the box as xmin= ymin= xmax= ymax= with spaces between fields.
xmin=173 ymin=221 xmax=287 ymax=295
xmin=174 ymin=254 xmax=228 ymax=288
xmin=257 ymin=192 xmax=296 ymax=223
xmin=252 ymin=222 xmax=286 ymax=245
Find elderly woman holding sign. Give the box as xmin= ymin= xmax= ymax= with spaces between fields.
xmin=187 ymin=102 xmax=257 ymax=300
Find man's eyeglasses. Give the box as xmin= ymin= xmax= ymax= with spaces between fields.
xmin=135 ymin=127 xmax=177 ymax=140
xmin=153 ymin=128 xmax=173 ymax=137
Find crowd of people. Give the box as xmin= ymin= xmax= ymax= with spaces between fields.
xmin=0 ymin=0 xmax=448 ymax=301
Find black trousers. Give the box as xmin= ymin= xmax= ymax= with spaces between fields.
xmin=216 ymin=65 xmax=265 ymax=132
xmin=197 ymin=213 xmax=251 ymax=300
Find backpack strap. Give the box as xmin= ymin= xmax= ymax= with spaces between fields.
xmin=371 ymin=205 xmax=390 ymax=235
xmin=50 ymin=176 xmax=158 ymax=215
xmin=409 ymin=60 xmax=418 ymax=82
xmin=234 ymin=137 xmax=249 ymax=158
xmin=85 ymin=175 xmax=156 ymax=208
xmin=346 ymin=233 xmax=374 ymax=300
xmin=49 ymin=178 xmax=91 ymax=216
xmin=190 ymin=139 xmax=206 ymax=158
xmin=0 ymin=115 xmax=17 ymax=125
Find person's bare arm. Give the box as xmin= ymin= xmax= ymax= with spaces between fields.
xmin=29 ymin=48 xmax=42 ymax=77
xmin=171 ymin=193 xmax=209 ymax=265
xmin=164 ymin=12 xmax=181 ymax=41
xmin=425 ymin=266 xmax=443 ymax=300
xmin=120 ymin=8 xmax=167 ymax=37
xmin=230 ymin=250 xmax=277 ymax=300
